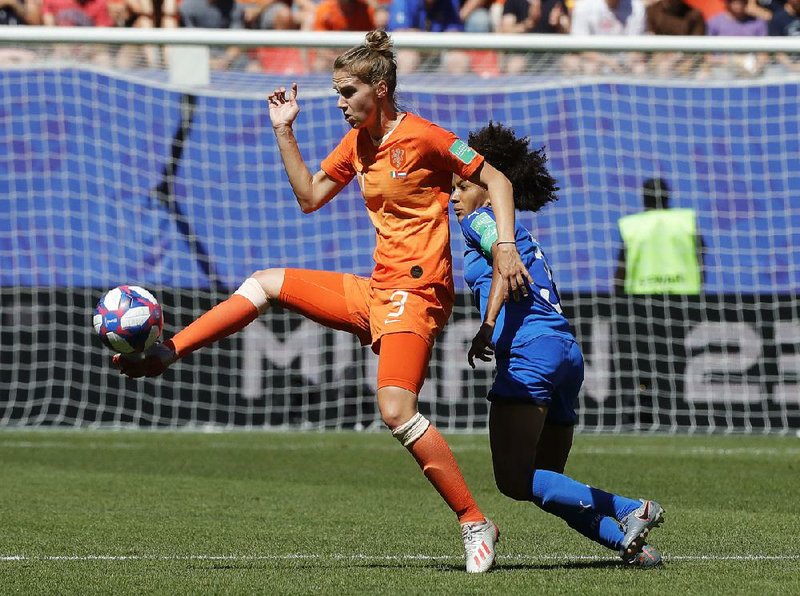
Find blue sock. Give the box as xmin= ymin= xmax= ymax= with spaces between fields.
xmin=531 ymin=469 xmax=641 ymax=521
xmin=538 ymin=500 xmax=626 ymax=551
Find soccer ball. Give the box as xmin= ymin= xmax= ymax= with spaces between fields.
xmin=93 ymin=285 xmax=163 ymax=354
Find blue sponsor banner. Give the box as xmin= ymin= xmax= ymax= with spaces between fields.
xmin=2 ymin=69 xmax=799 ymax=293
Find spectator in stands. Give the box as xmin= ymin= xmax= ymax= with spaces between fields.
xmin=107 ymin=0 xmax=153 ymax=28
xmin=42 ymin=0 xmax=112 ymax=25
xmin=570 ymin=0 xmax=646 ymax=34
xmin=706 ymin=0 xmax=767 ymax=76
xmin=566 ymin=0 xmax=647 ymax=75
xmin=769 ymin=0 xmax=799 ymax=34
xmin=107 ymin=0 xmax=158 ymax=68
xmin=615 ymin=178 xmax=704 ymax=295
xmin=646 ymin=0 xmax=704 ymax=76
xmin=683 ymin=0 xmax=724 ymax=21
xmin=180 ymin=0 xmax=250 ymax=70
xmin=155 ymin=0 xmax=178 ymax=27
xmin=251 ymin=0 xmax=317 ymax=32
xmin=0 ymin=0 xmax=41 ymax=24
xmin=312 ymin=0 xmax=377 ymax=33
xmin=250 ymin=0 xmax=318 ymax=73
xmin=499 ymin=0 xmax=569 ymax=74
xmin=389 ymin=0 xmax=462 ymax=32
xmin=748 ymin=0 xmax=786 ymax=21
xmin=388 ymin=0 xmax=463 ymax=73
xmin=372 ymin=0 xmax=389 ymax=28
xmin=500 ymin=0 xmax=569 ymax=34
xmin=707 ymin=0 xmax=767 ymax=33
xmin=42 ymin=0 xmax=118 ymax=64
xmin=0 ymin=0 xmax=41 ymax=63
xmin=310 ymin=0 xmax=378 ymax=71
xmin=459 ymin=0 xmax=493 ymax=32
xmin=767 ymin=0 xmax=799 ymax=72
xmin=647 ymin=0 xmax=704 ymax=33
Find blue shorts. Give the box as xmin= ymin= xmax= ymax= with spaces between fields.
xmin=488 ymin=334 xmax=584 ymax=426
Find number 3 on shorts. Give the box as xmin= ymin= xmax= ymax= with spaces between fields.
xmin=385 ymin=290 xmax=409 ymax=324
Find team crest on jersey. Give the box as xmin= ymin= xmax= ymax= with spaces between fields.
xmin=390 ymin=148 xmax=405 ymax=169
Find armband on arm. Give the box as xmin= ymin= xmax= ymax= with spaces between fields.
xmin=469 ymin=212 xmax=499 ymax=259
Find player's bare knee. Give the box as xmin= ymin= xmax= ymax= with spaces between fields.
xmin=251 ymin=268 xmax=285 ymax=301
xmin=380 ymin=404 xmax=412 ymax=430
xmin=377 ymin=386 xmax=419 ymax=430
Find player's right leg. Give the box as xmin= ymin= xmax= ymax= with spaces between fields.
xmin=618 ymin=499 xmax=666 ymax=564
xmin=114 ymin=268 xmax=369 ymax=378
xmin=113 ymin=272 xmax=277 ymax=377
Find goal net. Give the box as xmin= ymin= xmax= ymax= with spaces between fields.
xmin=1 ymin=30 xmax=798 ymax=432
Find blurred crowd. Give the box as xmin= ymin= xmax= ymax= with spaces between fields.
xmin=1 ymin=0 xmax=798 ymax=75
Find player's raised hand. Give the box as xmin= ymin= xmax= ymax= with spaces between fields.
xmin=468 ymin=322 xmax=496 ymax=369
xmin=495 ymin=243 xmax=533 ymax=302
xmin=267 ymin=83 xmax=300 ymax=130
xmin=112 ymin=341 xmax=177 ymax=378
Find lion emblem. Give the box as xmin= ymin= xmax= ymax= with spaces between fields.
xmin=390 ymin=148 xmax=405 ymax=169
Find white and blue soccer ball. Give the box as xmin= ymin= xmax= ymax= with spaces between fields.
xmin=93 ymin=285 xmax=163 ymax=354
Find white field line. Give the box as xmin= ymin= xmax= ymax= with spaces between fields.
xmin=1 ymin=440 xmax=799 ymax=458
xmin=1 ymin=553 xmax=799 ymax=563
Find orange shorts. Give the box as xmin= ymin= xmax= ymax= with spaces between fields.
xmin=278 ymin=269 xmax=454 ymax=393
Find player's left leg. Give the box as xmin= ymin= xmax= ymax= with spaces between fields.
xmin=530 ymin=420 xmax=633 ymax=553
xmin=490 ymin=402 xmax=659 ymax=564
xmin=537 ymin=338 xmax=665 ymax=563
xmin=377 ymin=332 xmax=498 ymax=573
xmin=489 ymin=335 xmax=663 ymax=566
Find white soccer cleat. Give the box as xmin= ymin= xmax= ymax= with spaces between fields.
xmin=462 ymin=518 xmax=499 ymax=573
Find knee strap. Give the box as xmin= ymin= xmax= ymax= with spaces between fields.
xmin=391 ymin=412 xmax=431 ymax=448
xmin=234 ymin=277 xmax=269 ymax=314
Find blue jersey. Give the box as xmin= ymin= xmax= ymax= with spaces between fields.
xmin=460 ymin=206 xmax=572 ymax=352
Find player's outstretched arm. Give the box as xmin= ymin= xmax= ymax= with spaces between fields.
xmin=267 ymin=83 xmax=344 ymax=213
xmin=112 ymin=340 xmax=178 ymax=378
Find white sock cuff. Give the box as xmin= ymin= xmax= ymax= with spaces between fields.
xmin=234 ymin=277 xmax=269 ymax=314
xmin=391 ymin=412 xmax=431 ymax=448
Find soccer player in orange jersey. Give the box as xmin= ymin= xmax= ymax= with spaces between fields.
xmin=113 ymin=30 xmax=530 ymax=573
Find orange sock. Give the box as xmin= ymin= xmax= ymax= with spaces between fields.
xmin=408 ymin=425 xmax=485 ymax=524
xmin=170 ymin=294 xmax=259 ymax=358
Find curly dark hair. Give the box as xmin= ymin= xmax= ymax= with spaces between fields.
xmin=467 ymin=122 xmax=559 ymax=213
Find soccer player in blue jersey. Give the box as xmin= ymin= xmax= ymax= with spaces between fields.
xmin=453 ymin=122 xmax=666 ymax=567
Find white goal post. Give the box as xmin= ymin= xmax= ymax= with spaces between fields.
xmin=1 ymin=28 xmax=799 ymax=432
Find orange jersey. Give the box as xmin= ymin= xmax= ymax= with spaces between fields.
xmin=321 ymin=113 xmax=484 ymax=292
xmin=312 ymin=0 xmax=376 ymax=31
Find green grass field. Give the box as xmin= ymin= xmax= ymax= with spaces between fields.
xmin=1 ymin=431 xmax=799 ymax=594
